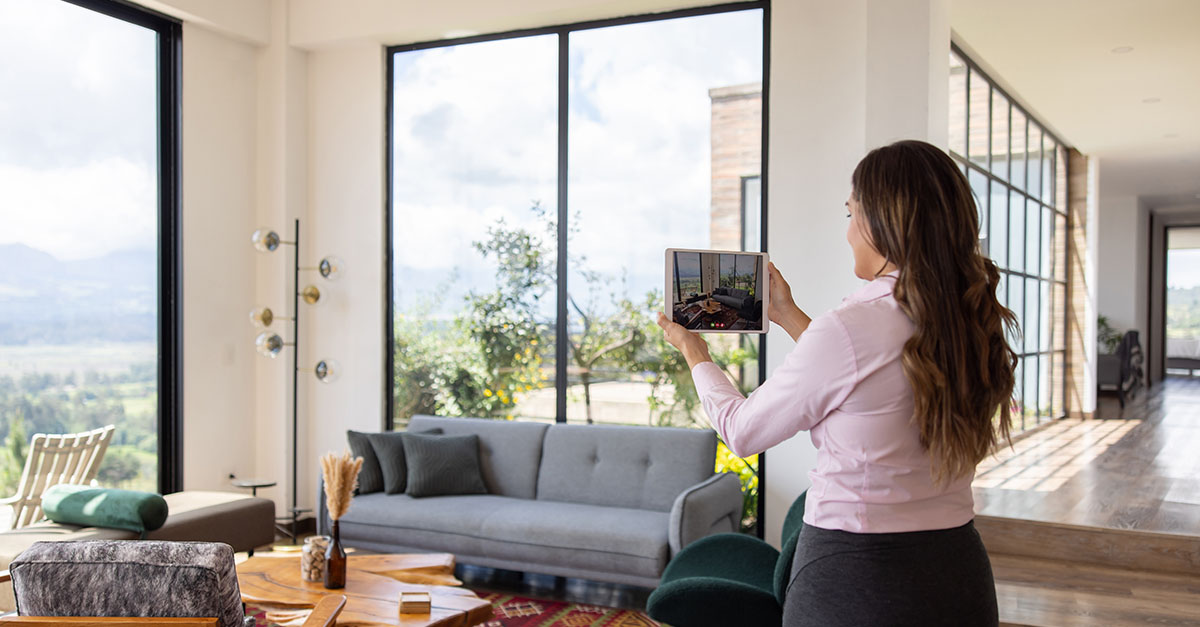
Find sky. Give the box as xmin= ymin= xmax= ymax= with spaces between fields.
xmin=0 ymin=0 xmax=157 ymax=262
xmin=1168 ymin=249 xmax=1200 ymax=290
xmin=391 ymin=9 xmax=764 ymax=318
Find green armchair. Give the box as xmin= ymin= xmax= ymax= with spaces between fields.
xmin=647 ymin=491 xmax=807 ymax=627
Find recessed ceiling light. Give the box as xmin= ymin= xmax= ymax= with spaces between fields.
xmin=1143 ymin=97 xmax=1162 ymax=104
xmin=1111 ymin=46 xmax=1134 ymax=54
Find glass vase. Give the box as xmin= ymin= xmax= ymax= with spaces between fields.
xmin=323 ymin=520 xmax=347 ymax=589
xmin=301 ymin=535 xmax=329 ymax=582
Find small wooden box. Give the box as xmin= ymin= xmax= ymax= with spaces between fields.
xmin=399 ymin=591 xmax=432 ymax=614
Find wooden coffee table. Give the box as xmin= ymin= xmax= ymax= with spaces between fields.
xmin=237 ymin=553 xmax=492 ymax=627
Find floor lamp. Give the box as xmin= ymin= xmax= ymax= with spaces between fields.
xmin=251 ymin=219 xmax=342 ymax=541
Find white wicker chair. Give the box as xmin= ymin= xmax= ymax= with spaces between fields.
xmin=0 ymin=425 xmax=116 ymax=529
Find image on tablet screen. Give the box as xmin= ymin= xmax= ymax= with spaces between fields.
xmin=670 ymin=250 xmax=765 ymax=331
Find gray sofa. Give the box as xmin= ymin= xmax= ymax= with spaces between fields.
xmin=318 ymin=416 xmax=743 ymax=588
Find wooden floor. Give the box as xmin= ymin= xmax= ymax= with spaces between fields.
xmin=975 ymin=376 xmax=1200 ymax=626
xmin=974 ymin=376 xmax=1200 ymax=532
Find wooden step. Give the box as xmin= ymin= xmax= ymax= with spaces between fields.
xmin=978 ymin=515 xmax=1200 ymax=626
xmin=976 ymin=514 xmax=1200 ymax=575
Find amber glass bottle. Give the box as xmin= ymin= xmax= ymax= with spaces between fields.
xmin=324 ymin=520 xmax=347 ymax=589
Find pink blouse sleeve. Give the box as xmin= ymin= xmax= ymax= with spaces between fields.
xmin=691 ymin=312 xmax=859 ymax=457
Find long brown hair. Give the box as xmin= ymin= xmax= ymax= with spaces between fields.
xmin=852 ymin=140 xmax=1018 ymax=484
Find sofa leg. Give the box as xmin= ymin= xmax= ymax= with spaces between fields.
xmin=554 ymin=576 xmax=566 ymax=596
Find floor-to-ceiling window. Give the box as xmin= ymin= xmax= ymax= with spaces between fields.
xmin=1165 ymin=228 xmax=1200 ymax=374
xmin=388 ymin=4 xmax=766 ymax=533
xmin=0 ymin=0 xmax=180 ymax=495
xmin=949 ymin=45 xmax=1068 ymax=432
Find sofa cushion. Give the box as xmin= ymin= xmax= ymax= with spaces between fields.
xmin=408 ymin=416 xmax=548 ymax=499
xmin=346 ymin=430 xmax=383 ymax=494
xmin=404 ymin=433 xmax=488 ymax=497
xmin=337 ymin=493 xmax=513 ymax=559
xmin=537 ymin=424 xmax=717 ymax=511
xmin=365 ymin=427 xmax=444 ymax=494
xmin=336 ymin=494 xmax=669 ymax=580
xmin=479 ymin=499 xmax=670 ymax=578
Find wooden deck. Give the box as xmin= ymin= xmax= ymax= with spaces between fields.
xmin=975 ymin=377 xmax=1200 ymax=626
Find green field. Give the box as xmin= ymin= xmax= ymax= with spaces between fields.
xmin=0 ymin=342 xmax=158 ymax=494
xmin=0 ymin=342 xmax=155 ymax=376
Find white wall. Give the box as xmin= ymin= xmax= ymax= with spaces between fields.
xmin=762 ymin=0 xmax=948 ymax=545
xmin=179 ymin=23 xmax=260 ymax=490
xmin=303 ymin=43 xmax=387 ymax=511
xmin=1096 ymin=193 xmax=1149 ymax=349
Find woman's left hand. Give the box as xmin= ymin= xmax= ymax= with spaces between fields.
xmin=657 ymin=312 xmax=713 ymax=369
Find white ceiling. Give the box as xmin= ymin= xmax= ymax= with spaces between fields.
xmin=951 ymin=0 xmax=1200 ymax=209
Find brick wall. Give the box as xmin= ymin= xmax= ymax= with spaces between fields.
xmin=710 ymin=83 xmax=762 ymax=251
xmin=1065 ymin=148 xmax=1091 ymax=418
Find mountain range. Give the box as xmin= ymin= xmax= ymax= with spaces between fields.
xmin=0 ymin=243 xmax=155 ymax=344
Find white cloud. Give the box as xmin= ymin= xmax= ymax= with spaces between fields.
xmin=390 ymin=9 xmax=763 ymax=313
xmin=0 ymin=158 xmax=155 ymax=260
xmin=0 ymin=0 xmax=158 ymax=261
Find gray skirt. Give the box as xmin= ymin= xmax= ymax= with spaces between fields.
xmin=783 ymin=520 xmax=998 ymax=627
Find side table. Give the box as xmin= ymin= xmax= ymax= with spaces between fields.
xmin=232 ymin=478 xmax=276 ymax=497
xmin=231 ymin=479 xmax=311 ymax=545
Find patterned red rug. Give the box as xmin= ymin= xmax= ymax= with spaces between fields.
xmin=477 ymin=591 xmax=662 ymax=627
xmin=246 ymin=593 xmax=663 ymax=626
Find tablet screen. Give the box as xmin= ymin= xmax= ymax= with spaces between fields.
xmin=667 ymin=249 xmax=767 ymax=333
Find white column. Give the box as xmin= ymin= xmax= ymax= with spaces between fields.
xmin=764 ymin=0 xmax=949 ymax=547
xmin=303 ymin=43 xmax=387 ymax=514
xmin=179 ymin=22 xmax=261 ymax=492
xmin=252 ymin=0 xmax=309 ymax=514
xmin=1083 ymin=159 xmax=1101 ymax=413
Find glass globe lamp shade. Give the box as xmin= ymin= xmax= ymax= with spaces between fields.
xmin=318 ymin=256 xmax=344 ymax=281
xmin=251 ymin=228 xmax=280 ymax=252
xmin=249 ymin=307 xmax=275 ymax=328
xmin=255 ymin=332 xmax=284 ymax=358
xmin=314 ymin=359 xmax=341 ymax=383
xmin=301 ymin=285 xmax=321 ymax=305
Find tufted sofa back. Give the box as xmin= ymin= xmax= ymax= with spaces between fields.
xmin=408 ymin=415 xmax=549 ymax=499
xmin=536 ymin=424 xmax=717 ymax=512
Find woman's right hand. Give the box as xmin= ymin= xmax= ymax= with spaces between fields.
xmin=767 ymin=262 xmax=797 ymax=325
xmin=767 ymin=262 xmax=811 ymax=341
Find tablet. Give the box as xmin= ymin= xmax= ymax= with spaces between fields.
xmin=666 ymin=248 xmax=768 ymax=334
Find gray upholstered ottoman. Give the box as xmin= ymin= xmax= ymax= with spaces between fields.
xmin=0 ymin=490 xmax=274 ymax=612
xmin=9 ymin=540 xmax=249 ymax=627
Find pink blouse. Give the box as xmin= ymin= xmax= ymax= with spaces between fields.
xmin=692 ymin=272 xmax=975 ymax=533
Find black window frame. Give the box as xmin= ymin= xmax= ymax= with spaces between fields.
xmin=385 ymin=1 xmax=769 ymax=535
xmin=950 ymin=43 xmax=1068 ymax=431
xmin=60 ymin=0 xmax=183 ymax=493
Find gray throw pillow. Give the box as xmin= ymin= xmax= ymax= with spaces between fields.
xmin=404 ymin=433 xmax=488 ymax=498
xmin=366 ymin=427 xmax=444 ymax=495
xmin=347 ymin=430 xmax=382 ymax=494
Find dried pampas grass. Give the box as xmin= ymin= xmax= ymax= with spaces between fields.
xmin=321 ymin=451 xmax=363 ymax=521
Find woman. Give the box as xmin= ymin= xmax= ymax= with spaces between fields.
xmin=657 ymin=140 xmax=1016 ymax=626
